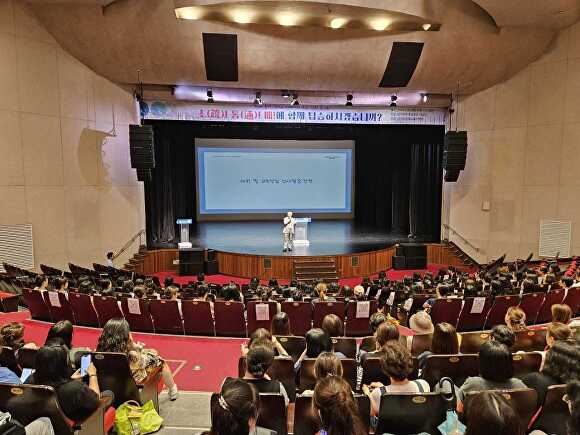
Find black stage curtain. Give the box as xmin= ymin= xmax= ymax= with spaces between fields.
xmin=144 ymin=121 xmax=444 ymax=248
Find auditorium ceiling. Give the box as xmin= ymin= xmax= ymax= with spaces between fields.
xmin=24 ymin=0 xmax=580 ymax=104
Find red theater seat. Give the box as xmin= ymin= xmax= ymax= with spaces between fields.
xmin=562 ymin=286 xmax=580 ymax=315
xmin=247 ymin=301 xmax=278 ymax=335
xmin=313 ymin=301 xmax=345 ymax=329
xmin=68 ymin=292 xmax=100 ymax=327
xmin=121 ymin=298 xmax=154 ymax=333
xmin=93 ymin=295 xmax=124 ymax=326
xmin=281 ymin=301 xmax=312 ymax=336
xmin=0 ymin=292 xmax=19 ymax=312
xmin=483 ymin=295 xmax=519 ymax=329
xmin=22 ymin=288 xmax=52 ymax=322
xmin=345 ymin=300 xmax=378 ymax=336
xmin=149 ymin=300 xmax=184 ymax=334
xmin=535 ymin=289 xmax=565 ymax=324
xmin=215 ymin=301 xmax=246 ymax=337
xmin=43 ymin=291 xmax=75 ymax=323
xmin=430 ymin=298 xmax=462 ymax=326
xmin=456 ymin=297 xmax=492 ymax=331
xmin=182 ymin=300 xmax=215 ymax=336
xmin=519 ymin=292 xmax=545 ymax=325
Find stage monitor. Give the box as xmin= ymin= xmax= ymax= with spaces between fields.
xmin=195 ymin=139 xmax=354 ymax=221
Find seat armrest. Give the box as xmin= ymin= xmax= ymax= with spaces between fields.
xmin=76 ymin=393 xmax=115 ymax=434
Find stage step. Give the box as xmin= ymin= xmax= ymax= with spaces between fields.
xmin=293 ymin=257 xmax=338 ymax=283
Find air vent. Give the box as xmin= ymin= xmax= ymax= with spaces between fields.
xmin=539 ymin=219 xmax=571 ymax=258
xmin=202 ymin=33 xmax=238 ymax=81
xmin=0 ymin=224 xmax=34 ymax=272
xmin=379 ymin=42 xmax=424 ymax=88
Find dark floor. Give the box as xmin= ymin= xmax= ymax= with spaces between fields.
xmin=189 ymin=220 xmax=436 ymax=256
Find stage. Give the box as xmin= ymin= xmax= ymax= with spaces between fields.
xmin=189 ymin=220 xmax=435 ymax=256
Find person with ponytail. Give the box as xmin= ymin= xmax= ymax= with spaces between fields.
xmin=313 ymin=376 xmax=367 ymax=435
xmin=204 ymin=378 xmax=275 ymax=435
xmin=241 ymin=343 xmax=289 ymax=406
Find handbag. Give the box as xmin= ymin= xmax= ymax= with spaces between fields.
xmin=437 ymin=377 xmax=466 ymax=435
xmin=114 ymin=400 xmax=164 ymax=435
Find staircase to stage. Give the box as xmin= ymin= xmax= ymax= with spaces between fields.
xmin=293 ymin=257 xmax=339 ymax=283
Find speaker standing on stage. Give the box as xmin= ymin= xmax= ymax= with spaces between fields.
xmin=282 ymin=211 xmax=295 ymax=252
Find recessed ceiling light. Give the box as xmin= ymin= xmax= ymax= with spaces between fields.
xmin=278 ymin=13 xmax=298 ymax=26
xmin=232 ymin=10 xmax=253 ymax=24
xmin=175 ymin=7 xmax=203 ymax=20
xmin=370 ymin=18 xmax=391 ymax=31
xmin=330 ymin=18 xmax=347 ymax=29
xmin=422 ymin=23 xmax=432 ymax=31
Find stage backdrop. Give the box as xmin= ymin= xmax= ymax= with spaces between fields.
xmin=144 ymin=121 xmax=444 ymax=248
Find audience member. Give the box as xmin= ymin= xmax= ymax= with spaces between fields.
xmin=417 ymin=322 xmax=458 ymax=369
xmin=408 ymin=310 xmax=434 ymax=335
xmin=0 ymin=322 xmax=37 ymax=351
xmin=312 ymin=283 xmax=335 ymax=303
xmin=33 ymin=275 xmax=48 ymax=292
xmin=490 ymin=324 xmax=515 ymax=349
xmin=242 ymin=328 xmax=289 ymax=358
xmin=239 ymin=344 xmax=289 ymax=406
xmin=464 ymin=391 xmax=523 ymax=435
xmin=321 ymin=314 xmax=343 ymax=337
xmin=552 ymin=304 xmax=572 ymax=325
xmin=295 ymin=328 xmax=344 ymax=371
xmin=505 ymin=306 xmax=527 ymax=332
xmin=270 ymin=312 xmax=290 ymax=336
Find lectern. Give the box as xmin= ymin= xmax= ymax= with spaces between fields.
xmin=293 ymin=217 xmax=312 ymax=246
xmin=176 ymin=218 xmax=192 ymax=249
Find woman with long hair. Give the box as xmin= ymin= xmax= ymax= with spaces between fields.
xmin=96 ymin=318 xmax=179 ymax=400
xmin=464 ymin=391 xmax=523 ymax=435
xmin=417 ymin=322 xmax=459 ymax=369
xmin=313 ymin=376 xmax=367 ymax=435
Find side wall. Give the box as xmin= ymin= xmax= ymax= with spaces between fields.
xmin=0 ymin=0 xmax=144 ymax=270
xmin=446 ymin=22 xmax=580 ymax=262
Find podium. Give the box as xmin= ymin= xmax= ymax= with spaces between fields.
xmin=293 ymin=217 xmax=311 ymax=246
xmin=176 ymin=218 xmax=192 ymax=249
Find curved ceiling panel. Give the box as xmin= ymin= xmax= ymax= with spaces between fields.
xmin=26 ymin=0 xmax=557 ymax=96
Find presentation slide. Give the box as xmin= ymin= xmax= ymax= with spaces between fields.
xmin=195 ymin=139 xmax=354 ymax=220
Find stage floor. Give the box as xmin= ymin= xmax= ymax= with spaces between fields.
xmin=190 ymin=220 xmax=435 ymax=256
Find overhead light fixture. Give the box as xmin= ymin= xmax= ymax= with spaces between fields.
xmin=207 ymin=89 xmax=214 ymax=103
xmin=422 ymin=23 xmax=432 ymax=31
xmin=370 ymin=18 xmax=391 ymax=31
xmin=253 ymin=91 xmax=263 ymax=105
xmin=290 ymin=93 xmax=299 ymax=106
xmin=278 ymin=13 xmax=297 ymax=26
xmin=390 ymin=94 xmax=397 ymax=107
xmin=330 ymin=18 xmax=347 ymax=29
xmin=346 ymin=94 xmax=353 ymax=106
xmin=422 ymin=93 xmax=428 ymax=103
xmin=175 ymin=7 xmax=203 ymax=20
xmin=232 ymin=10 xmax=253 ymax=24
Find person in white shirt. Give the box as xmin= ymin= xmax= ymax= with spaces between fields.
xmin=106 ymin=251 xmax=114 ymax=268
xmin=282 ymin=211 xmax=295 ymax=252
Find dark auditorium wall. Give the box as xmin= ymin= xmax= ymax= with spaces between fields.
xmin=144 ymin=121 xmax=444 ymax=248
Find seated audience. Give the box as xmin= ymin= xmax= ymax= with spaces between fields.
xmin=295 ymin=328 xmax=344 ymax=371
xmin=313 ymin=376 xmax=367 ymax=435
xmin=505 ymin=306 xmax=527 ymax=332
xmin=44 ymin=320 xmax=89 ymax=368
xmin=457 ymin=341 xmax=526 ymax=412
xmin=408 ymin=310 xmax=434 ymax=335
xmin=552 ymin=304 xmax=572 ymax=325
xmin=33 ymin=275 xmax=48 ymax=292
xmin=270 ymin=312 xmax=290 ymax=336
xmin=54 ymin=277 xmax=69 ymax=293
xmin=360 ymin=321 xmax=400 ymax=367
xmin=464 ymin=391 xmax=523 ymax=435
xmin=546 ymin=322 xmax=572 ymax=349
xmin=28 ymin=345 xmax=101 ymax=422
xmin=0 ymin=322 xmax=38 ymax=351
xmin=363 ymin=342 xmax=430 ymax=416
xmin=312 ymin=283 xmax=336 ymax=303
xmin=490 ymin=324 xmax=516 ymax=349
xmin=96 ymin=318 xmax=179 ymax=400
xmin=321 ymin=314 xmax=343 ymax=337
xmin=300 ymin=351 xmax=345 ymax=396
xmin=417 ymin=322 xmax=459 ymax=369
xmin=238 ymin=344 xmax=289 ymax=406
xmin=242 ymin=328 xmax=289 ymax=358
xmin=522 ymin=340 xmax=580 ymax=404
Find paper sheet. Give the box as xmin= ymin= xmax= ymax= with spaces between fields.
xmin=127 ymin=298 xmax=141 ymax=315
xmin=403 ymin=298 xmax=413 ymax=311
xmin=375 ymin=289 xmax=382 ymax=300
xmin=255 ymin=303 xmax=270 ymax=321
xmin=356 ymin=301 xmax=370 ymax=318
xmin=48 ymin=291 xmax=61 ymax=307
xmin=470 ymin=297 xmax=486 ymax=314
xmin=387 ymin=291 xmax=395 ymax=306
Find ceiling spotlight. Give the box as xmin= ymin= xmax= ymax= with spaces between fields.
xmin=278 ymin=13 xmax=297 ymax=26
xmin=422 ymin=23 xmax=432 ymax=31
xmin=253 ymin=91 xmax=263 ymax=105
xmin=422 ymin=93 xmax=428 ymax=103
xmin=232 ymin=10 xmax=253 ymax=24
xmin=290 ymin=93 xmax=299 ymax=106
xmin=330 ymin=17 xmax=347 ymax=29
xmin=346 ymin=94 xmax=353 ymax=106
xmin=370 ymin=18 xmax=390 ymax=31
xmin=207 ymin=89 xmax=214 ymax=103
xmin=390 ymin=94 xmax=397 ymax=107
xmin=175 ymin=7 xmax=203 ymax=20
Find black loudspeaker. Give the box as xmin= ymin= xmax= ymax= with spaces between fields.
xmin=206 ymin=249 xmax=217 ymax=262
xmin=393 ymin=256 xmax=406 ymax=270
xmin=395 ymin=246 xmax=405 ymax=256
xmin=179 ymin=248 xmax=204 ymax=264
xmin=204 ymin=260 xmax=218 ymax=275
xmin=180 ymin=263 xmax=204 ymax=276
xmin=406 ymin=257 xmax=427 ymax=269
xmin=401 ymin=244 xmax=427 ymax=258
xmin=129 ymin=125 xmax=155 ymax=181
xmin=443 ymin=131 xmax=467 ymax=182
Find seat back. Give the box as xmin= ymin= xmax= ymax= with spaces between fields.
xmin=519 ymin=292 xmax=545 ymax=325
xmin=456 ymin=297 xmax=492 ymax=331
xmin=359 ymin=336 xmax=376 ymax=353
xmin=459 ymin=331 xmax=491 ymax=354
xmin=90 ymin=352 xmax=141 ymax=408
xmin=247 ymin=301 xmax=278 ymax=335
xmin=43 ymin=291 xmax=75 ymax=323
xmin=341 ymin=358 xmax=357 ymax=391
xmin=182 ymin=300 xmax=215 ymax=336
xmin=298 ymin=357 xmax=356 ymax=391
xmin=410 ymin=333 xmax=433 ymax=357
xmin=332 ymin=337 xmax=357 ymax=358
xmin=21 ymin=288 xmax=52 ymax=321
xmin=483 ymin=295 xmax=519 ymax=329
xmin=0 ymin=384 xmax=73 ymax=434
xmin=93 ymin=295 xmax=124 ymax=326
xmin=0 ymin=347 xmax=20 ymax=376
xmin=361 ymin=355 xmax=390 ymax=386
xmin=281 ymin=301 xmax=312 ymax=336
xmin=535 ymin=290 xmax=566 ymax=324
xmin=238 ymin=356 xmax=296 ymax=402
xmin=120 ymin=298 xmax=154 ymax=332
xmin=531 ymin=384 xmax=568 ymax=435
xmin=512 ymin=329 xmax=547 ymax=352
xmin=376 ymin=392 xmax=447 ymax=435
xmin=408 ymin=294 xmax=431 ymax=317
xmin=465 ymin=388 xmax=538 ymax=430
xmin=344 ymin=300 xmax=378 ymax=336
xmin=313 ymin=301 xmax=345 ymax=329
xmin=430 ymin=298 xmax=463 ymax=326
xmin=149 ymin=300 xmax=184 ymax=334
xmin=16 ymin=347 xmax=37 ymax=369
xmin=276 ymin=336 xmax=306 ymax=363
xmin=214 ymin=301 xmax=247 ymax=337
xmin=257 ymin=393 xmax=287 ymax=435
xmin=562 ymin=286 xmax=580 ymax=315
xmin=512 ymin=352 xmax=542 ymax=377
xmin=422 ymin=354 xmax=479 ymax=387
xmin=68 ymin=292 xmax=100 ymax=327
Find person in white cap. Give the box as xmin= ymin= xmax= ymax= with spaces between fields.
xmin=408 ymin=310 xmax=435 ymax=335
xmin=282 ymin=211 xmax=295 ymax=252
